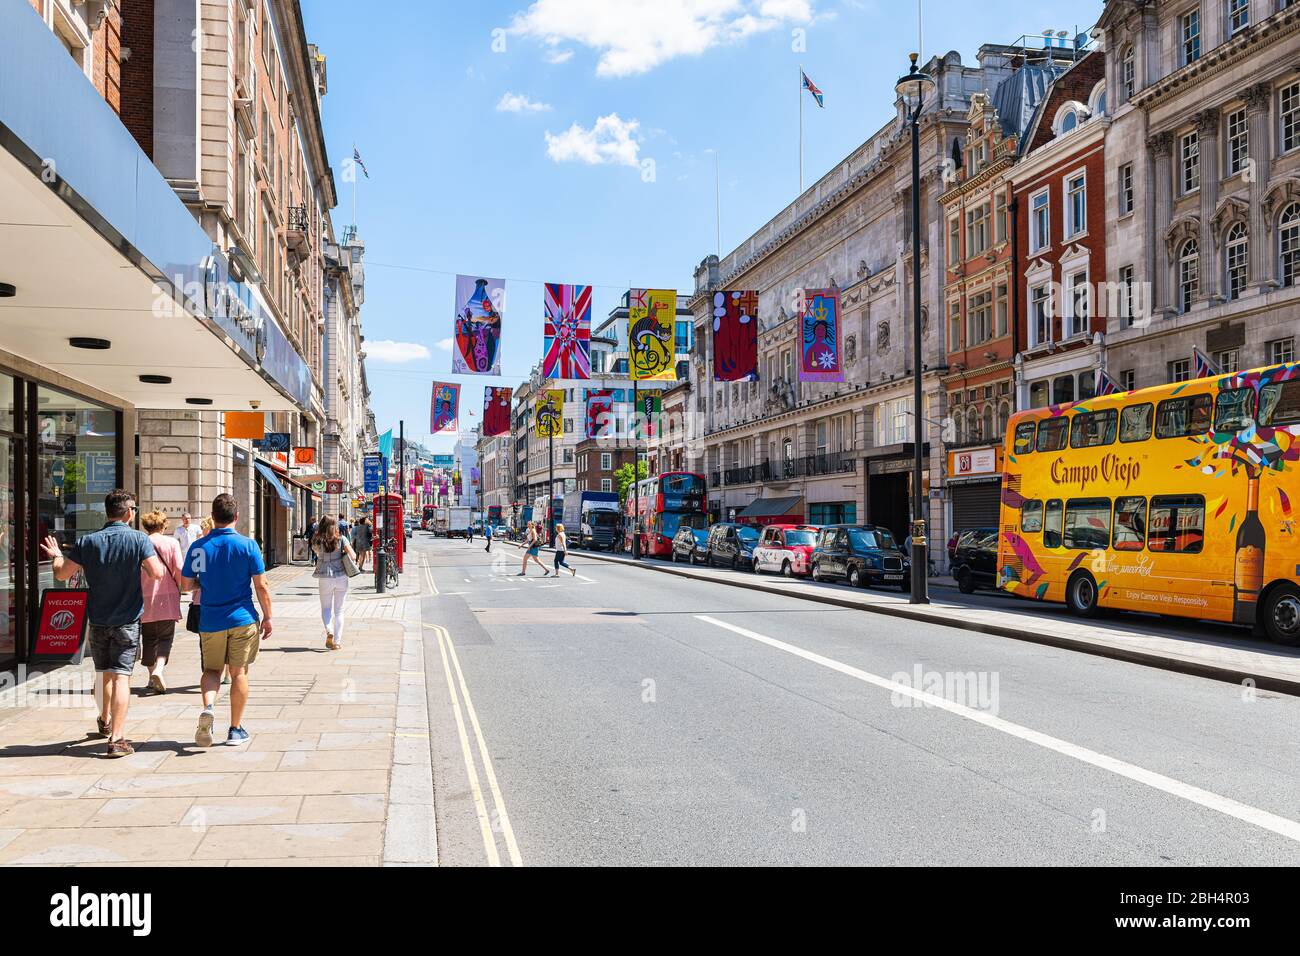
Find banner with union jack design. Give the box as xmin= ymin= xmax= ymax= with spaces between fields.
xmin=543 ymin=283 xmax=591 ymax=379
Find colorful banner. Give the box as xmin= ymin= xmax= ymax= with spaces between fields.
xmin=798 ymin=288 xmax=843 ymax=383
xmin=636 ymin=389 xmax=663 ymax=439
xmin=712 ymin=289 xmax=759 ymax=382
xmin=585 ymin=389 xmax=614 ymax=439
xmin=483 ymin=386 xmax=512 ymax=437
xmin=534 ymin=389 xmax=564 ymax=438
xmin=628 ymin=288 xmax=677 ymax=381
xmin=430 ymin=382 xmax=460 ymax=433
xmin=453 ymin=275 xmax=504 ymax=375
xmin=543 ymin=283 xmax=591 ymax=379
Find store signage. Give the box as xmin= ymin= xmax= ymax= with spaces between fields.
xmin=326 ymin=480 xmax=344 ymax=494
xmin=432 ymin=454 xmax=455 ymax=468
xmin=225 ymin=411 xmax=265 ymax=440
xmin=948 ymin=446 xmax=1002 ymax=479
xmin=293 ymin=447 xmax=316 ymax=465
xmin=32 ymin=589 xmax=89 ymax=661
xmin=254 ymin=432 xmax=291 ymax=453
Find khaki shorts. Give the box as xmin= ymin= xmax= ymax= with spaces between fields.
xmin=199 ymin=623 xmax=260 ymax=671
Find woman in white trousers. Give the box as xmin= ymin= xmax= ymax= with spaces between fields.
xmin=312 ymin=515 xmax=357 ymax=650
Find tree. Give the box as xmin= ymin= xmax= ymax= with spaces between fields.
xmin=614 ymin=459 xmax=648 ymax=505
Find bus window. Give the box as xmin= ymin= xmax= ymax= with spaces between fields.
xmin=1013 ymin=422 xmax=1036 ymax=455
xmin=1119 ymin=403 xmax=1153 ymax=442
xmin=1044 ymin=499 xmax=1063 ymax=548
xmin=1148 ymin=495 xmax=1205 ymax=553
xmin=1155 ymin=394 xmax=1212 ymax=438
xmin=1259 ymin=379 xmax=1300 ymax=427
xmin=1064 ymin=498 xmax=1111 ymax=549
xmin=1214 ymin=388 xmax=1255 ymax=432
xmin=1069 ymin=409 xmax=1117 ymax=448
xmin=1021 ymin=500 xmax=1043 ymax=533
xmin=1113 ymin=496 xmax=1147 ymax=551
xmin=1035 ymin=418 xmax=1068 ymax=452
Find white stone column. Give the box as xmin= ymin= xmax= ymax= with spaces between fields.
xmin=1196 ymin=109 xmax=1221 ymax=301
xmin=1245 ymin=82 xmax=1273 ymax=291
xmin=1148 ymin=131 xmax=1174 ymax=315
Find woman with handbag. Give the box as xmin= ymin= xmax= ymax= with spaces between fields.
xmin=312 ymin=515 xmax=359 ymax=651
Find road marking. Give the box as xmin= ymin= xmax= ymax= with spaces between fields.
xmin=421 ymin=557 xmax=439 ymax=596
xmin=695 ymin=614 xmax=1300 ymax=846
xmin=425 ymin=622 xmax=524 ymax=867
xmin=428 ymin=622 xmax=497 ymax=866
xmin=575 ymin=574 xmax=597 ymax=582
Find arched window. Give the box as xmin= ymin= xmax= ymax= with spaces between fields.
xmin=1178 ymin=238 xmax=1199 ymax=313
xmin=1279 ymin=202 xmax=1300 ymax=287
xmin=998 ymin=401 xmax=1011 ymax=436
xmin=953 ymin=408 xmax=964 ymax=445
xmin=1225 ymin=222 xmax=1248 ymax=300
xmin=1061 ymin=110 xmax=1078 ymax=133
xmin=1121 ymin=45 xmax=1135 ymax=100
xmin=982 ymin=406 xmax=994 ymax=442
xmin=966 ymin=407 xmax=980 ymax=441
xmin=1088 ymin=80 xmax=1107 ymax=117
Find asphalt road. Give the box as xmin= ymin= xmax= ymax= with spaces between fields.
xmin=412 ymin=533 xmax=1300 ymax=866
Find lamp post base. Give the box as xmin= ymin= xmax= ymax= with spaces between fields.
xmin=910 ymin=539 xmax=929 ymax=605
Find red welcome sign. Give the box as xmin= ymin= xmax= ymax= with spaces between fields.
xmin=33 ymin=589 xmax=89 ymax=658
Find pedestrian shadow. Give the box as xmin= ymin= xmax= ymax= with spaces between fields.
xmin=0 ymin=739 xmax=87 ymax=757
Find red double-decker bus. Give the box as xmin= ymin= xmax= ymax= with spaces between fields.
xmin=625 ymin=471 xmax=708 ymax=557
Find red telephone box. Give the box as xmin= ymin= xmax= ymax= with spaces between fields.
xmin=372 ymin=493 xmax=405 ymax=573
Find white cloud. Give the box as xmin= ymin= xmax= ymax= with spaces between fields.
xmin=544 ymin=113 xmax=641 ymax=167
xmin=435 ymin=337 xmax=454 ymax=351
xmin=544 ymin=48 xmax=574 ymax=64
xmin=510 ymin=0 xmax=814 ymax=77
xmin=496 ymin=91 xmax=553 ymax=113
xmin=365 ymin=340 xmax=432 ymax=363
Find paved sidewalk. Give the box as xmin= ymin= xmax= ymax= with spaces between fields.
xmin=544 ymin=543 xmax=1300 ymax=695
xmin=0 ymin=562 xmax=434 ymax=866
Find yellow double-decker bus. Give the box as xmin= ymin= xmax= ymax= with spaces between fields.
xmin=997 ymin=362 xmax=1300 ymax=644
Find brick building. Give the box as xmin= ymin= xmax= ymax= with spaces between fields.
xmin=575 ymin=438 xmax=634 ymax=495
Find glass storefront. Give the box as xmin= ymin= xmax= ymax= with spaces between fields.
xmin=0 ymin=372 xmax=121 ymax=670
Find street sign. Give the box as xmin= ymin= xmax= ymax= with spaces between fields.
xmin=326 ymin=479 xmax=344 ymax=494
xmin=293 ymin=447 xmax=316 ymax=465
xmin=363 ymin=454 xmax=384 ymax=493
xmin=254 ymin=432 xmax=291 ymax=453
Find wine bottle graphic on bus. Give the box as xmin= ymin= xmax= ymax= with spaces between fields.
xmin=1233 ymin=474 xmax=1265 ymax=624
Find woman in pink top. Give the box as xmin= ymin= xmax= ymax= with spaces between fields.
xmin=140 ymin=510 xmax=184 ymax=694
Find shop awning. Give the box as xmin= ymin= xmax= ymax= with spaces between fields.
xmin=738 ymin=496 xmax=804 ymax=519
xmin=254 ymin=462 xmax=295 ymax=509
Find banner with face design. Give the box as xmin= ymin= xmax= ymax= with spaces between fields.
xmin=798 ymin=288 xmax=842 ymax=383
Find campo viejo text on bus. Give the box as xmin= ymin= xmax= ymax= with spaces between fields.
xmin=997 ymin=361 xmax=1300 ymax=644
xmin=626 ymin=471 xmax=708 ymax=557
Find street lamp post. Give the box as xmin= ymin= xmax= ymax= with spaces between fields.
xmin=896 ymin=52 xmax=934 ymax=606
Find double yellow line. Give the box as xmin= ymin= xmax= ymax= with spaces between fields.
xmin=425 ymin=621 xmax=523 ymax=867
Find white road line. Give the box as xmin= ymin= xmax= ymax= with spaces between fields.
xmin=421 ymin=558 xmax=439 ymax=596
xmin=695 ymin=614 xmax=1300 ymax=846
xmin=574 ymin=574 xmax=597 ymax=582
xmin=430 ymin=622 xmax=498 ymax=865
xmin=431 ymin=622 xmax=524 ymax=866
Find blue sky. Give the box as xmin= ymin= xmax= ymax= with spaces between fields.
xmin=301 ymin=0 xmax=1098 ymax=452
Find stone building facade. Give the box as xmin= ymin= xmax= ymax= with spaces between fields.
xmin=1098 ymin=0 xmax=1300 ymax=387
xmin=691 ymin=49 xmax=1019 ymax=545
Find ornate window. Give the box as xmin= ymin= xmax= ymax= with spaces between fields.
xmin=1224 ymin=222 xmax=1248 ymax=300
xmin=1121 ymin=45 xmax=1135 ymax=101
xmin=1180 ymin=10 xmax=1200 ymax=65
xmin=1225 ymin=108 xmax=1248 ymax=176
xmin=1178 ymin=239 xmax=1199 ymax=313
xmin=1180 ymin=131 xmax=1199 ymax=194
xmin=998 ymin=401 xmax=1010 ymax=436
xmin=1281 ymin=203 xmax=1300 ymax=287
xmin=1228 ymin=0 xmax=1249 ymax=36
xmin=1284 ymin=83 xmax=1300 ymax=154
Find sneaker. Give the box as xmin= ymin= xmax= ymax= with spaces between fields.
xmin=227 ymin=726 xmax=250 ymax=745
xmin=95 ymin=716 xmax=112 ymax=738
xmin=106 ymin=739 xmax=135 ymax=758
xmin=148 ymin=674 xmax=166 ymax=695
xmin=195 ymin=710 xmax=214 ymax=748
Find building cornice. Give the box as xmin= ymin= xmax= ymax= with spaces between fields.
xmin=939 ymin=156 xmax=1013 ymax=206
xmin=1133 ymin=7 xmax=1300 ymax=113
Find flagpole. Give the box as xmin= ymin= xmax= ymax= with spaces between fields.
xmin=799 ymin=63 xmax=804 ymax=194
xmin=351 ymin=143 xmax=358 ymax=232
xmin=714 ymin=150 xmax=721 ymax=256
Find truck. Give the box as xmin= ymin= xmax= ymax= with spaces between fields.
xmin=448 ymin=505 xmax=472 ymax=538
xmin=562 ymin=490 xmax=622 ymax=551
xmin=434 ymin=506 xmax=449 ymax=537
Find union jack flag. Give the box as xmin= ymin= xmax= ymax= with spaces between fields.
xmin=543 ymin=283 xmax=591 ymax=380
xmin=352 ymin=147 xmax=369 ymax=179
xmin=1095 ymin=368 xmax=1123 ymax=396
xmin=1193 ymin=346 xmax=1219 ymax=379
xmin=801 ymin=71 xmax=824 ymax=108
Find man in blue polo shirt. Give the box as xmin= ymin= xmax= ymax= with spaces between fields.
xmin=181 ymin=492 xmax=273 ymax=747
xmin=41 ymin=489 xmax=166 ymax=758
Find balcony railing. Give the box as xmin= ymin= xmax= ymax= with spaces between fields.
xmin=711 ymin=452 xmax=857 ymax=487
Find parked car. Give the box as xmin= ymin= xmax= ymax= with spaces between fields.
xmin=403 ymin=518 xmax=415 ymax=539
xmin=809 ymin=524 xmax=910 ymax=590
xmin=751 ymin=524 xmax=820 ymax=576
xmin=671 ymin=524 xmax=710 ymax=564
xmin=705 ymin=522 xmax=760 ymax=570
xmin=950 ymin=527 xmax=998 ymax=593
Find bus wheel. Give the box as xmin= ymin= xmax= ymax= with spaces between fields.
xmin=1066 ymin=571 xmax=1100 ymax=618
xmin=1263 ymin=583 xmax=1300 ymax=646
